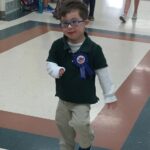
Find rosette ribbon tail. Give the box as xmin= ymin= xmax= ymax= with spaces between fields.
xmin=85 ymin=64 xmax=94 ymax=77
xmin=72 ymin=52 xmax=94 ymax=79
xmin=80 ymin=65 xmax=86 ymax=79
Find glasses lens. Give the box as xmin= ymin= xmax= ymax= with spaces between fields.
xmin=60 ymin=20 xmax=84 ymax=28
xmin=60 ymin=21 xmax=69 ymax=28
xmin=70 ymin=20 xmax=79 ymax=26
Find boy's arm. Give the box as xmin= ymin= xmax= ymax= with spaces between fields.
xmin=95 ymin=67 xmax=117 ymax=103
xmin=46 ymin=61 xmax=65 ymax=78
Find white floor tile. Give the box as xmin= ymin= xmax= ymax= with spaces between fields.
xmin=0 ymin=148 xmax=8 ymax=150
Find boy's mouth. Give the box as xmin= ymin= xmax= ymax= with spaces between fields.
xmin=67 ymin=31 xmax=76 ymax=35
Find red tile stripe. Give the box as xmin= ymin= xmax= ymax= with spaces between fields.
xmin=92 ymin=50 xmax=150 ymax=149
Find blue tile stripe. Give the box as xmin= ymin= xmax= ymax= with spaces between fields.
xmin=0 ymin=21 xmax=150 ymax=43
xmin=0 ymin=21 xmax=40 ymax=40
xmin=122 ymin=98 xmax=150 ymax=150
xmin=0 ymin=128 xmax=107 ymax=150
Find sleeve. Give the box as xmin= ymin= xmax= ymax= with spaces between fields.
xmin=93 ymin=45 xmax=108 ymax=70
xmin=46 ymin=62 xmax=65 ymax=78
xmin=95 ymin=67 xmax=117 ymax=103
xmin=46 ymin=42 xmax=58 ymax=63
xmin=46 ymin=41 xmax=65 ymax=78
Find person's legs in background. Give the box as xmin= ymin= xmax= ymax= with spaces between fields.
xmin=44 ymin=0 xmax=48 ymax=8
xmin=83 ymin=0 xmax=89 ymax=6
xmin=120 ymin=0 xmax=140 ymax=22
xmin=132 ymin=0 xmax=140 ymax=19
xmin=52 ymin=0 xmax=64 ymax=19
xmin=119 ymin=0 xmax=131 ymax=23
xmin=88 ymin=0 xmax=95 ymax=21
xmin=123 ymin=0 xmax=131 ymax=17
xmin=83 ymin=0 xmax=95 ymax=21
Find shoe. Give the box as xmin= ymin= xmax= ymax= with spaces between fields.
xmin=47 ymin=5 xmax=55 ymax=12
xmin=88 ymin=16 xmax=94 ymax=21
xmin=132 ymin=14 xmax=137 ymax=20
xmin=78 ymin=146 xmax=91 ymax=150
xmin=119 ymin=15 xmax=126 ymax=23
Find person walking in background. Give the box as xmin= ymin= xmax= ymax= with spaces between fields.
xmin=47 ymin=0 xmax=117 ymax=150
xmin=83 ymin=0 xmax=96 ymax=21
xmin=120 ymin=0 xmax=140 ymax=23
xmin=43 ymin=0 xmax=55 ymax=12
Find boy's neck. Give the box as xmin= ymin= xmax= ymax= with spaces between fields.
xmin=68 ymin=35 xmax=85 ymax=44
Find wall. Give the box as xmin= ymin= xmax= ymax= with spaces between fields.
xmin=0 ymin=0 xmax=5 ymax=17
xmin=0 ymin=0 xmax=20 ymax=17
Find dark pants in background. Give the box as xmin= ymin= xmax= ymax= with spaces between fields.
xmin=83 ymin=0 xmax=96 ymax=17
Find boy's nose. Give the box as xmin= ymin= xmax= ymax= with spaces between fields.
xmin=68 ymin=24 xmax=73 ymax=28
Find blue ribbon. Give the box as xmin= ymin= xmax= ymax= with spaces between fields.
xmin=72 ymin=52 xmax=94 ymax=79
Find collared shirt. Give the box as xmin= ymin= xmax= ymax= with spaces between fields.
xmin=47 ymin=33 xmax=108 ymax=104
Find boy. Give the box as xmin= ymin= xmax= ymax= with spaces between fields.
xmin=46 ymin=0 xmax=117 ymax=150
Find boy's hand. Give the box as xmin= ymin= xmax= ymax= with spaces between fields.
xmin=106 ymin=101 xmax=117 ymax=109
xmin=59 ymin=68 xmax=65 ymax=77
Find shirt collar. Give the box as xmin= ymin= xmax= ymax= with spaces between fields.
xmin=63 ymin=32 xmax=92 ymax=53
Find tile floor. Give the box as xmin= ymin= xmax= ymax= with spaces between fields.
xmin=0 ymin=0 xmax=150 ymax=149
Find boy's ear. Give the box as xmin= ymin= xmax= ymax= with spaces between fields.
xmin=84 ymin=19 xmax=90 ymax=26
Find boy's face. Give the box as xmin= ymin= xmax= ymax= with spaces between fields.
xmin=60 ymin=10 xmax=88 ymax=43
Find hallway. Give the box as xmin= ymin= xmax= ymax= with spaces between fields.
xmin=0 ymin=0 xmax=150 ymax=149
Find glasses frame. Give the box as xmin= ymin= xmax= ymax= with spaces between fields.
xmin=60 ymin=19 xmax=85 ymax=28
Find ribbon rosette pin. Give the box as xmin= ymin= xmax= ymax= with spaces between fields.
xmin=72 ymin=52 xmax=94 ymax=79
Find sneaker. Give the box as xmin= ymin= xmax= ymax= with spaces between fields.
xmin=119 ymin=15 xmax=126 ymax=23
xmin=88 ymin=16 xmax=94 ymax=21
xmin=132 ymin=14 xmax=137 ymax=20
xmin=78 ymin=146 xmax=91 ymax=150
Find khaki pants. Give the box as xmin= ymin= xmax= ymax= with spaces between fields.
xmin=55 ymin=100 xmax=94 ymax=150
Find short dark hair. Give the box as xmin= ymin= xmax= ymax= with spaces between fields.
xmin=60 ymin=0 xmax=88 ymax=20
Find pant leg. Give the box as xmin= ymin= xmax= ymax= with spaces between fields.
xmin=89 ymin=0 xmax=95 ymax=17
xmin=55 ymin=100 xmax=76 ymax=150
xmin=69 ymin=104 xmax=94 ymax=148
xmin=83 ymin=0 xmax=89 ymax=5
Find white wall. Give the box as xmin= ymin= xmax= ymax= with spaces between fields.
xmin=0 ymin=0 xmax=20 ymax=15
xmin=0 ymin=0 xmax=6 ymax=11
xmin=0 ymin=0 xmax=17 ymax=11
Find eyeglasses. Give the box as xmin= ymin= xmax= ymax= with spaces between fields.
xmin=60 ymin=19 xmax=84 ymax=28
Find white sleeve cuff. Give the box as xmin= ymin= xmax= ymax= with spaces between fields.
xmin=46 ymin=62 xmax=65 ymax=79
xmin=95 ymin=67 xmax=117 ymax=103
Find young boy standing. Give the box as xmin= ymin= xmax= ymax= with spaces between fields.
xmin=46 ymin=1 xmax=117 ymax=150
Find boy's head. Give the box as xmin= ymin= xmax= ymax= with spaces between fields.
xmin=60 ymin=0 xmax=88 ymax=20
xmin=59 ymin=0 xmax=89 ymax=43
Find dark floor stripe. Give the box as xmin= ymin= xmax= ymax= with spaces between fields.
xmin=0 ymin=21 xmax=40 ymax=40
xmin=87 ymin=28 xmax=150 ymax=43
xmin=0 ymin=21 xmax=150 ymax=43
xmin=122 ymin=98 xmax=150 ymax=150
xmin=0 ymin=128 xmax=59 ymax=150
xmin=0 ymin=128 xmax=107 ymax=150
xmin=0 ymin=21 xmax=60 ymax=40
xmin=0 ymin=25 xmax=51 ymax=53
xmin=1 ymin=21 xmax=150 ymax=54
